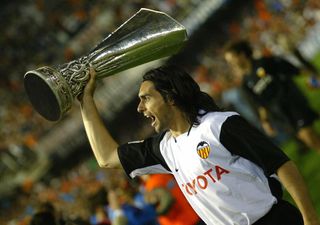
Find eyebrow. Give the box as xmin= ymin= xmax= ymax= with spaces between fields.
xmin=138 ymin=93 xmax=150 ymax=99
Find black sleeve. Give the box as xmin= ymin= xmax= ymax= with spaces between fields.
xmin=267 ymin=57 xmax=300 ymax=79
xmin=242 ymin=81 xmax=264 ymax=108
xmin=220 ymin=115 xmax=290 ymax=176
xmin=117 ymin=132 xmax=171 ymax=178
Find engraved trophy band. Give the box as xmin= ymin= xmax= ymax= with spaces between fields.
xmin=24 ymin=8 xmax=188 ymax=121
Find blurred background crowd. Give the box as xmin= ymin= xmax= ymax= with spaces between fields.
xmin=1 ymin=0 xmax=320 ymax=224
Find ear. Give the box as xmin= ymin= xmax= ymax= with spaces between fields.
xmin=162 ymin=91 xmax=176 ymax=106
xmin=165 ymin=89 xmax=178 ymax=106
xmin=168 ymin=98 xmax=175 ymax=106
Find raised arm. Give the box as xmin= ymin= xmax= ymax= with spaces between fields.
xmin=277 ymin=161 xmax=320 ymax=225
xmin=79 ymin=67 xmax=121 ymax=169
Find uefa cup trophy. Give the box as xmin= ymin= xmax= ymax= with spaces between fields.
xmin=24 ymin=8 xmax=188 ymax=121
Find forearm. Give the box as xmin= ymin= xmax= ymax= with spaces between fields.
xmin=80 ymin=95 xmax=120 ymax=168
xmin=258 ymin=106 xmax=276 ymax=136
xmin=258 ymin=106 xmax=268 ymax=121
xmin=277 ymin=161 xmax=319 ymax=224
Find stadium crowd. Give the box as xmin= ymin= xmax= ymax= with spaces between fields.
xmin=0 ymin=0 xmax=198 ymax=175
xmin=1 ymin=0 xmax=320 ymax=224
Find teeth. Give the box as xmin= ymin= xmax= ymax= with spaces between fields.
xmin=144 ymin=114 xmax=155 ymax=123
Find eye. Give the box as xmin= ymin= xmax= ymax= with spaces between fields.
xmin=139 ymin=95 xmax=149 ymax=104
xmin=143 ymin=95 xmax=151 ymax=102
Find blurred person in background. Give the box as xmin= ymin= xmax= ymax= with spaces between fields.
xmin=141 ymin=174 xmax=205 ymax=225
xmin=79 ymin=65 xmax=320 ymax=225
xmin=106 ymin=172 xmax=159 ymax=225
xmin=224 ymin=40 xmax=320 ymax=154
xmin=107 ymin=189 xmax=128 ymax=225
xmin=88 ymin=187 xmax=111 ymax=225
xmin=30 ymin=201 xmax=65 ymax=225
xmin=30 ymin=201 xmax=90 ymax=225
xmin=30 ymin=211 xmax=58 ymax=225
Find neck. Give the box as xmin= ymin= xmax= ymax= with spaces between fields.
xmin=169 ymin=111 xmax=191 ymax=137
xmin=243 ymin=59 xmax=253 ymax=75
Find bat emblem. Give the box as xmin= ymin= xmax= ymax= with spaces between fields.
xmin=196 ymin=141 xmax=211 ymax=159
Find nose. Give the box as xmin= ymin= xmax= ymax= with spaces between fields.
xmin=137 ymin=100 xmax=144 ymax=113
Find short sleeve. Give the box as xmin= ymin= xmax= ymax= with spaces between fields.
xmin=271 ymin=57 xmax=300 ymax=78
xmin=118 ymin=132 xmax=171 ymax=178
xmin=220 ymin=115 xmax=290 ymax=176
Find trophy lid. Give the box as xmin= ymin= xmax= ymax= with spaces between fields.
xmin=24 ymin=66 xmax=73 ymax=121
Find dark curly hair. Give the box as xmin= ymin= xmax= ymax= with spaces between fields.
xmin=142 ymin=65 xmax=221 ymax=126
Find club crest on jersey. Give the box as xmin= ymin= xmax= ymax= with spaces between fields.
xmin=197 ymin=141 xmax=210 ymax=159
xmin=256 ymin=67 xmax=266 ymax=78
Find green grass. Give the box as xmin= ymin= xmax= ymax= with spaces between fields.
xmin=281 ymin=54 xmax=320 ymax=215
xmin=282 ymin=138 xmax=320 ymax=214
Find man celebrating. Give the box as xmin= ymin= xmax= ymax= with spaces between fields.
xmin=80 ymin=65 xmax=319 ymax=225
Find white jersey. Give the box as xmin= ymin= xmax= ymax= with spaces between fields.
xmin=118 ymin=111 xmax=289 ymax=225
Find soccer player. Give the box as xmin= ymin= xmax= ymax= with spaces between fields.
xmin=224 ymin=40 xmax=320 ymax=153
xmin=79 ymin=65 xmax=319 ymax=225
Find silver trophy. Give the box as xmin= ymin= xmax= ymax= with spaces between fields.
xmin=24 ymin=8 xmax=188 ymax=121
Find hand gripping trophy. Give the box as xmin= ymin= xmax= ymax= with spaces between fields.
xmin=24 ymin=8 xmax=188 ymax=121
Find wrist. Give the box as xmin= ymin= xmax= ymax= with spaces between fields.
xmin=80 ymin=94 xmax=94 ymax=105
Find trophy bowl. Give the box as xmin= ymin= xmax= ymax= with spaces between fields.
xmin=25 ymin=66 xmax=73 ymax=121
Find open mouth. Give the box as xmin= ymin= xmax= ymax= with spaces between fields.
xmin=151 ymin=116 xmax=156 ymax=127
xmin=145 ymin=114 xmax=156 ymax=127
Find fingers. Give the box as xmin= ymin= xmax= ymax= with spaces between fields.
xmin=87 ymin=67 xmax=97 ymax=84
xmin=88 ymin=67 xmax=97 ymax=86
xmin=78 ymin=67 xmax=97 ymax=102
xmin=89 ymin=67 xmax=96 ymax=80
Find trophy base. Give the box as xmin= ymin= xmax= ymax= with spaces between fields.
xmin=24 ymin=67 xmax=73 ymax=121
